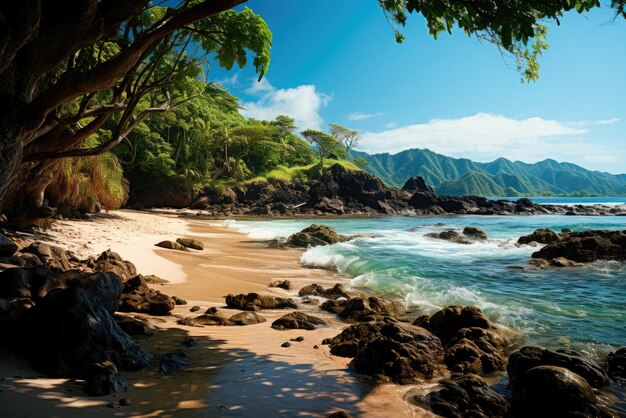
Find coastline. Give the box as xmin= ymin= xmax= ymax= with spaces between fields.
xmin=0 ymin=210 xmax=437 ymax=417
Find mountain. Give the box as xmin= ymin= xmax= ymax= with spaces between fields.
xmin=351 ymin=149 xmax=626 ymax=197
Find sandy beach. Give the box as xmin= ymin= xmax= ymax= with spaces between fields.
xmin=0 ymin=210 xmax=436 ymax=418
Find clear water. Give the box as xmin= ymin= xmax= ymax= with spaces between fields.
xmin=222 ymin=215 xmax=626 ymax=360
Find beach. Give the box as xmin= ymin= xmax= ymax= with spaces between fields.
xmin=0 ymin=210 xmax=436 ymax=418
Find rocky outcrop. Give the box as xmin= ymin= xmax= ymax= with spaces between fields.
xmin=176 ymin=238 xmax=203 ymax=250
xmin=507 ymin=346 xmax=609 ymax=388
xmin=518 ymin=228 xmax=561 ymax=245
xmin=271 ymin=311 xmax=327 ymax=330
xmin=285 ymin=224 xmax=348 ymax=248
xmin=607 ymin=347 xmax=626 ymax=379
xmin=417 ymin=306 xmax=511 ymax=375
xmin=178 ymin=311 xmax=266 ymax=327
xmin=118 ymin=275 xmax=176 ymax=315
xmin=532 ymin=229 xmax=626 ymax=263
xmin=269 ymin=279 xmax=291 ymax=290
xmin=225 ymin=293 xmax=297 ymax=311
xmin=321 ymin=296 xmax=393 ymax=322
xmin=298 ymin=283 xmax=349 ymax=300
xmin=418 ymin=374 xmax=508 ymax=418
xmin=425 ymin=230 xmax=471 ymax=245
xmin=92 ymin=249 xmax=137 ymax=281
xmin=462 ymin=226 xmax=488 ymax=240
xmin=0 ymin=233 xmax=18 ymax=257
xmin=324 ymin=320 xmax=445 ymax=383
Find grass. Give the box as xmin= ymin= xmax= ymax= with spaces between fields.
xmin=244 ymin=159 xmax=360 ymax=185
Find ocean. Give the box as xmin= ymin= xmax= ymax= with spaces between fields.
xmin=222 ymin=214 xmax=626 ymax=361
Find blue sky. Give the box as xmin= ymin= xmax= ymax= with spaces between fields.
xmin=208 ymin=0 xmax=626 ymax=173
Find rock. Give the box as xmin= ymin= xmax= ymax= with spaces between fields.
xmin=314 ymin=197 xmax=345 ymax=214
xmin=271 ymin=311 xmax=327 ymax=330
xmin=190 ymin=305 xmax=201 ymax=312
xmin=93 ymin=250 xmax=137 ymax=281
xmin=179 ymin=313 xmax=233 ymax=326
xmin=21 ymin=242 xmax=72 ymax=271
xmin=326 ymin=321 xmax=445 ymax=383
xmin=532 ymin=229 xmax=626 ymax=263
xmin=281 ymin=341 xmax=291 ymax=348
xmin=155 ymin=240 xmax=189 ymax=251
xmin=419 ymin=374 xmax=508 ymax=418
xmin=300 ymin=296 xmax=320 ymax=305
xmin=181 ymin=337 xmax=196 ymax=347
xmin=426 ymin=306 xmax=496 ymax=344
xmin=225 ymin=293 xmax=297 ymax=311
xmin=229 ymin=311 xmax=266 ymax=326
xmin=402 ymin=176 xmax=435 ymax=194
xmin=176 ymin=238 xmax=204 ymax=250
xmin=528 ymin=258 xmax=551 ymax=269
xmin=160 ymin=350 xmax=188 ymax=374
xmin=518 ymin=228 xmax=561 ymax=245
xmin=507 ymin=346 xmax=609 ymax=388
xmin=320 ymin=299 xmax=347 ymax=315
xmin=172 ymin=295 xmax=187 ymax=305
xmin=269 ymin=279 xmax=291 ymax=290
xmin=462 ymin=226 xmax=488 ymax=240
xmin=607 ymin=347 xmax=626 ymax=379
xmin=119 ymin=275 xmax=176 ymax=315
xmin=550 ymin=257 xmax=582 ymax=267
xmin=285 ymin=224 xmax=348 ymax=248
xmin=142 ymin=274 xmax=168 ymax=284
xmin=84 ymin=361 xmax=126 ymax=396
xmin=408 ymin=191 xmax=438 ymax=210
xmin=291 ymin=336 xmax=304 ymax=342
xmin=114 ymin=315 xmax=153 ymax=336
xmin=336 ymin=296 xmax=392 ymax=322
xmin=298 ymin=283 xmax=349 ymax=300
xmin=425 ymin=230 xmax=471 ymax=245
xmin=513 ymin=365 xmax=608 ymax=418
xmin=14 ymin=284 xmax=152 ymax=376
xmin=0 ymin=234 xmax=18 ymax=257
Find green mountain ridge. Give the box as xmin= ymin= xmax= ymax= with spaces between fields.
xmin=351 ymin=149 xmax=626 ymax=197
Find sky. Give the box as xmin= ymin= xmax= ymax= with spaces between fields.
xmin=208 ymin=0 xmax=626 ymax=174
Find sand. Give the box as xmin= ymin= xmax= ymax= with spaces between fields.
xmin=0 ymin=210 xmax=436 ymax=418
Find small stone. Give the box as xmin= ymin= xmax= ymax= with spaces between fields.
xmin=281 ymin=342 xmax=291 ymax=348
xmin=190 ymin=306 xmax=201 ymax=312
xmin=313 ymin=345 xmax=319 ymax=349
xmin=290 ymin=336 xmax=304 ymax=342
xmin=119 ymin=397 xmax=131 ymax=406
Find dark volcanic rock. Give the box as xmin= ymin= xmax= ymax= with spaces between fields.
xmin=93 ymin=250 xmax=137 ymax=281
xmin=402 ymin=176 xmax=435 ymax=194
xmin=119 ymin=275 xmax=176 ymax=315
xmin=336 ymin=296 xmax=392 ymax=322
xmin=518 ymin=228 xmax=561 ymax=245
xmin=607 ymin=347 xmax=626 ymax=379
xmin=225 ymin=293 xmax=297 ymax=311
xmin=271 ymin=311 xmax=327 ymax=330
xmin=84 ymin=361 xmax=127 ymax=396
xmin=114 ymin=314 xmax=154 ymax=336
xmin=512 ymin=365 xmax=609 ymax=418
xmin=421 ymin=374 xmax=508 ymax=418
xmin=425 ymin=230 xmax=471 ymax=245
xmin=462 ymin=226 xmax=488 ymax=240
xmin=176 ymin=238 xmax=204 ymax=250
xmin=325 ymin=320 xmax=445 ymax=383
xmin=507 ymin=346 xmax=609 ymax=388
xmin=0 ymin=234 xmax=18 ymax=257
xmin=160 ymin=350 xmax=188 ymax=374
xmin=298 ymin=283 xmax=349 ymax=300
xmin=532 ymin=229 xmax=626 ymax=263
xmin=285 ymin=224 xmax=347 ymax=248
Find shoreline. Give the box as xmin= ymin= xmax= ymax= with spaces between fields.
xmin=0 ymin=210 xmax=437 ymax=417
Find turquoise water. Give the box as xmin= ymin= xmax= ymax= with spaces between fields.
xmin=223 ymin=215 xmax=626 ymax=359
xmin=491 ymin=196 xmax=626 ymax=206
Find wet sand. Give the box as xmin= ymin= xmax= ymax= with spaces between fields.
xmin=0 ymin=210 xmax=436 ymax=418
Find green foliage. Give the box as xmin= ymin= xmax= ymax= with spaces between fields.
xmin=301 ymin=129 xmax=343 ymax=174
xmin=245 ymin=159 xmax=361 ymax=185
xmin=352 ymin=149 xmax=626 ymax=197
xmin=377 ymin=0 xmax=624 ymax=82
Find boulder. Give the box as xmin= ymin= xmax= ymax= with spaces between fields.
xmin=269 ymin=279 xmax=291 ymax=290
xmin=225 ymin=293 xmax=297 ymax=311
xmin=419 ymin=374 xmax=508 ymax=418
xmin=425 ymin=230 xmax=471 ymax=245
xmin=93 ymin=250 xmax=137 ymax=281
xmin=229 ymin=311 xmax=267 ymax=326
xmin=298 ymin=283 xmax=349 ymax=300
xmin=0 ymin=234 xmax=18 ymax=257
xmin=607 ymin=347 xmax=626 ymax=379
xmin=532 ymin=229 xmax=626 ymax=263
xmin=336 ymin=296 xmax=392 ymax=322
xmin=84 ymin=361 xmax=127 ymax=396
xmin=21 ymin=242 xmax=72 ymax=271
xmin=462 ymin=226 xmax=488 ymax=240
xmin=118 ymin=275 xmax=176 ymax=315
xmin=155 ymin=240 xmax=189 ymax=251
xmin=114 ymin=315 xmax=154 ymax=336
xmin=176 ymin=238 xmax=204 ymax=250
xmin=271 ymin=311 xmax=327 ymax=330
xmin=408 ymin=191 xmax=438 ymax=210
xmin=325 ymin=320 xmax=444 ymax=384
xmin=512 ymin=365 xmax=608 ymax=418
xmin=178 ymin=313 xmax=233 ymax=326
xmin=518 ymin=228 xmax=561 ymax=245
xmin=507 ymin=346 xmax=609 ymax=389
xmin=285 ymin=224 xmax=348 ymax=248
xmin=402 ymin=177 xmax=435 ymax=194
xmin=160 ymin=350 xmax=188 ymax=374
xmin=314 ymin=197 xmax=345 ymax=215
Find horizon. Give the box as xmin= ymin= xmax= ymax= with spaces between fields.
xmin=210 ymin=0 xmax=626 ymax=174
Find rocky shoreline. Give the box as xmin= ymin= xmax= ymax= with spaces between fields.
xmin=131 ymin=164 xmax=626 ymax=218
xmin=1 ymin=217 xmax=625 ymax=417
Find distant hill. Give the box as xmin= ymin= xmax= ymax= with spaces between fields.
xmin=351 ymin=148 xmax=626 ymax=197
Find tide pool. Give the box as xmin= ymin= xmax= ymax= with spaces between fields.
xmin=222 ymin=215 xmax=626 ymax=360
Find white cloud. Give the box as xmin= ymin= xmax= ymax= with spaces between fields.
xmin=358 ymin=113 xmax=622 ymax=167
xmin=216 ymin=73 xmax=240 ymax=87
xmin=348 ymin=112 xmax=384 ymax=121
xmin=241 ymin=79 xmax=331 ymax=130
xmin=384 ymin=121 xmax=398 ymax=129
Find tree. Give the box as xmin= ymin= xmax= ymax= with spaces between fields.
xmin=330 ymin=124 xmax=360 ymax=158
xmin=353 ymin=157 xmax=370 ymax=169
xmin=0 ymin=1 xmax=271 ymax=224
xmin=301 ymin=129 xmax=342 ymax=175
